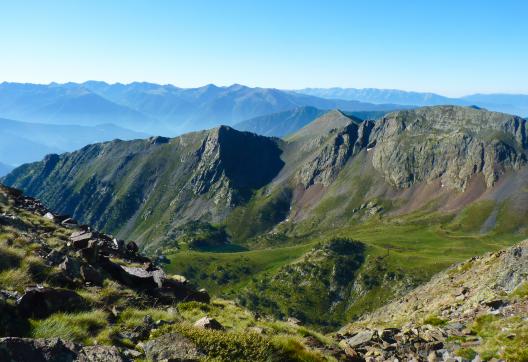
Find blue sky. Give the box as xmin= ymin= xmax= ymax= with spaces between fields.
xmin=0 ymin=0 xmax=526 ymax=96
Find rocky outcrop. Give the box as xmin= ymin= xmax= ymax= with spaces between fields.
xmin=370 ymin=106 xmax=527 ymax=190
xmin=0 ymin=184 xmax=210 ymax=308
xmin=297 ymin=120 xmax=374 ymax=187
xmin=190 ymin=125 xmax=284 ymax=205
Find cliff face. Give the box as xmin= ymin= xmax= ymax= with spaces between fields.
xmin=191 ymin=126 xmax=283 ymax=205
xmin=370 ymin=106 xmax=527 ymax=190
xmin=296 ymin=120 xmax=374 ymax=187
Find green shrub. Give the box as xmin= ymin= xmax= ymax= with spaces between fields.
xmin=456 ymin=348 xmax=477 ymax=360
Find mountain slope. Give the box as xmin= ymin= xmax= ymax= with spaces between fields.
xmin=2 ymin=127 xmax=283 ymax=247
xmin=233 ymin=106 xmax=389 ymax=138
xmin=0 ymin=131 xmax=62 ymax=166
xmin=296 ymin=87 xmax=464 ymax=106
xmin=0 ymin=185 xmax=337 ymax=361
xmin=83 ymin=81 xmax=407 ymax=133
xmin=5 ymin=106 xmax=528 ymax=244
xmin=0 ymin=82 xmax=407 ymax=136
xmin=462 ymin=93 xmax=528 ymax=117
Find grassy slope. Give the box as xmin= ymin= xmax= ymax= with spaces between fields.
xmin=163 ymin=200 xmax=526 ymax=331
xmin=165 ymin=242 xmax=314 ymax=294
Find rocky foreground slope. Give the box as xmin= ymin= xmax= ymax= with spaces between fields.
xmin=0 ymin=184 xmax=345 ymax=361
xmin=337 ymin=240 xmax=528 ymax=361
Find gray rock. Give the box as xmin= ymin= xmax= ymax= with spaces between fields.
xmin=17 ymin=287 xmax=85 ymax=318
xmin=194 ymin=316 xmax=224 ymax=330
xmin=80 ymin=265 xmax=103 ymax=285
xmin=77 ymin=345 xmax=125 ymax=362
xmin=43 ymin=212 xmax=55 ymax=221
xmin=59 ymin=257 xmax=81 ymax=280
xmin=370 ymin=106 xmax=527 ymax=191
xmin=142 ymin=333 xmax=203 ymax=361
xmin=344 ymin=330 xmax=374 ymax=348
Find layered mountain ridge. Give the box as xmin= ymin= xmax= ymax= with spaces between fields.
xmin=4 ymin=106 xmax=528 ymax=245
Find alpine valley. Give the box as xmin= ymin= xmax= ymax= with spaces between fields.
xmin=1 ymin=103 xmax=527 ymax=360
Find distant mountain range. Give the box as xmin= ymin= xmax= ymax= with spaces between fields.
xmin=0 ymin=82 xmax=406 ymax=136
xmin=296 ymin=88 xmax=528 ymax=117
xmin=0 ymin=117 xmax=146 ymax=167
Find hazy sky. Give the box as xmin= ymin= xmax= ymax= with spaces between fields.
xmin=1 ymin=0 xmax=527 ymax=96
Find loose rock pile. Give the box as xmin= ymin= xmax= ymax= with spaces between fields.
xmin=1 ymin=185 xmax=210 ymax=320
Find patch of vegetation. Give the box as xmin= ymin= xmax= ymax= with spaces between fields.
xmin=510 ymin=281 xmax=528 ymax=299
xmin=165 ymin=243 xmax=312 ymax=294
xmin=456 ymin=347 xmax=477 ymax=360
xmin=237 ymin=238 xmax=365 ymax=330
xmin=30 ymin=310 xmax=108 ymax=344
xmin=159 ymin=221 xmax=230 ymax=252
xmin=471 ymin=314 xmax=528 ymax=361
xmin=447 ymin=200 xmax=495 ymax=233
xmin=423 ymin=315 xmax=447 ymax=326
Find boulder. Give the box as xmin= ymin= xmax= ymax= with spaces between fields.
xmin=17 ymin=287 xmax=85 ymax=318
xmin=194 ymin=316 xmax=224 ymax=330
xmin=126 ymin=241 xmax=139 ymax=254
xmin=80 ymin=265 xmax=103 ymax=285
xmin=142 ymin=333 xmax=203 ymax=361
xmin=120 ymin=265 xmax=165 ymax=289
xmin=70 ymin=232 xmax=95 ymax=250
xmin=0 ymin=337 xmax=78 ymax=362
xmin=44 ymin=250 xmax=65 ymax=266
xmin=61 ymin=218 xmax=77 ymax=228
xmin=287 ymin=317 xmax=302 ymax=326
xmin=77 ymin=345 xmax=125 ymax=362
xmin=43 ymin=212 xmax=55 ymax=221
xmin=59 ymin=257 xmax=81 ymax=280
xmin=344 ymin=330 xmax=374 ymax=348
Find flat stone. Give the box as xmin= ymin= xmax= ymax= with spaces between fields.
xmin=345 ymin=330 xmax=374 ymax=348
